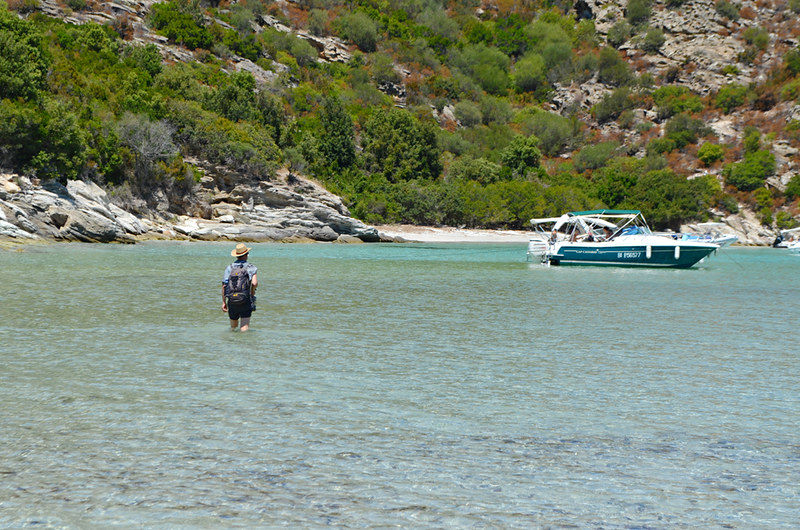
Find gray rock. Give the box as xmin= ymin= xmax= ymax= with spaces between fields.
xmin=57 ymin=208 xmax=131 ymax=243
xmin=0 ymin=219 xmax=39 ymax=239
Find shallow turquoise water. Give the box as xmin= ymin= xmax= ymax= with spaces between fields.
xmin=1 ymin=242 xmax=798 ymax=527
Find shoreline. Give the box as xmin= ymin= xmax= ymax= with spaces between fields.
xmin=374 ymin=224 xmax=537 ymax=243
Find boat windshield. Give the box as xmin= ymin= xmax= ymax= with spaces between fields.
xmin=530 ymin=210 xmax=654 ymax=241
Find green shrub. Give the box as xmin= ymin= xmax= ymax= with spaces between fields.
xmin=790 ymin=0 xmax=800 ymax=14
xmin=361 ymin=108 xmax=442 ymax=182
xmin=542 ymin=41 xmax=574 ymax=83
xmin=754 ymin=187 xmax=772 ymax=211
xmin=664 ymin=113 xmax=711 ymax=149
xmin=783 ymin=48 xmax=800 ymax=77
xmin=0 ymin=6 xmax=51 ymax=100
xmin=492 ymin=13 xmax=527 ymax=57
xmin=447 ymin=156 xmax=502 ymax=184
xmin=715 ymin=0 xmax=740 ymax=20
xmin=597 ymin=47 xmax=634 ymax=86
xmin=640 ymin=28 xmax=666 ymax=54
xmin=573 ymin=52 xmax=598 ymax=83
xmin=626 ymin=0 xmax=652 ymax=27
xmin=479 ymin=96 xmax=513 ymax=125
xmin=453 ymin=100 xmax=482 ymax=127
xmin=647 ymin=137 xmax=678 ymax=155
xmin=697 ymin=143 xmax=725 ymax=165
xmin=652 ymin=85 xmax=704 ymax=119
xmin=337 ymin=12 xmax=377 ymax=53
xmin=574 ymin=141 xmax=619 ymax=172
xmin=743 ymin=128 xmax=761 ymax=154
xmin=724 ymin=150 xmax=776 ymax=191
xmin=122 ymin=43 xmax=163 ymax=79
xmin=513 ymin=52 xmax=547 ymax=94
xmin=150 ymin=2 xmax=213 ymax=50
xmin=758 ymin=206 xmax=773 ymax=225
xmin=721 ymin=65 xmax=739 ymax=76
xmin=608 ymin=21 xmax=633 ymax=48
xmin=785 ymin=174 xmax=800 ymax=199
xmin=743 ymin=26 xmax=769 ymax=50
xmin=776 ymin=211 xmax=798 ymax=229
xmin=451 ymin=43 xmax=511 ymax=95
xmin=66 ymin=0 xmax=86 ymax=11
xmin=716 ymin=83 xmax=748 ymax=113
xmin=521 ymin=110 xmax=577 ymax=157
xmin=500 ymin=134 xmax=541 ymax=177
xmin=592 ymin=87 xmax=634 ymax=123
xmin=309 ymin=9 xmax=328 ymax=36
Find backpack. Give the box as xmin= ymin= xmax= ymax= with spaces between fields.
xmin=226 ymin=264 xmax=251 ymax=306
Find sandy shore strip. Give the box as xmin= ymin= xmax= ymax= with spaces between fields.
xmin=375 ymin=224 xmax=538 ymax=243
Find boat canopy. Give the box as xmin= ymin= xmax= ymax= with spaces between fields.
xmin=530 ymin=217 xmax=565 ymax=225
xmin=568 ymin=209 xmax=641 ymax=217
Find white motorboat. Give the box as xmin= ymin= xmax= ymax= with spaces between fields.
xmin=527 ymin=210 xmax=719 ymax=268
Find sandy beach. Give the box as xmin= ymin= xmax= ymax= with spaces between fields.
xmin=375 ymin=224 xmax=537 ymax=243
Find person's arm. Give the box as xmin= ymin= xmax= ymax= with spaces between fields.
xmin=250 ymin=273 xmax=258 ymax=297
xmin=222 ymin=283 xmax=228 ymax=311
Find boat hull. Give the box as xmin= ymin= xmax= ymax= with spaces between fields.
xmin=548 ymin=241 xmax=717 ymax=268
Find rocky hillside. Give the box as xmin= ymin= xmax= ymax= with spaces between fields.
xmin=2 ymin=0 xmax=799 ymax=244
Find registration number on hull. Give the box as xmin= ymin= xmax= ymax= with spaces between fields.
xmin=618 ymin=252 xmax=642 ymax=259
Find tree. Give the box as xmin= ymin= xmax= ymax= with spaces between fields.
xmin=361 ymin=108 xmax=442 ymax=182
xmin=206 ymin=71 xmax=257 ymax=123
xmin=338 ymin=12 xmax=377 ymax=53
xmin=27 ymin=99 xmax=87 ymax=182
xmin=117 ymin=112 xmax=177 ymax=183
xmin=513 ymin=53 xmax=547 ymax=95
xmin=0 ymin=4 xmax=50 ymax=100
xmin=500 ymin=135 xmax=541 ymax=177
xmin=318 ymin=96 xmax=355 ymax=171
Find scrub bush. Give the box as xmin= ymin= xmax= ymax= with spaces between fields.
xmin=626 ymin=0 xmax=652 ymax=27
xmin=697 ymin=143 xmax=725 ymax=166
xmin=652 ymin=85 xmax=704 ymax=119
xmin=592 ymin=87 xmax=634 ymax=123
xmin=149 ymin=2 xmax=213 ymax=50
xmin=785 ymin=174 xmax=800 ymax=199
xmin=724 ymin=150 xmax=776 ymax=191
xmin=640 ymin=28 xmax=666 ymax=54
xmin=715 ymin=0 xmax=740 ymax=20
xmin=574 ymin=141 xmax=619 ymax=173
xmin=597 ymin=47 xmax=634 ymax=86
xmin=716 ymin=83 xmax=749 ymax=113
xmin=606 ymin=20 xmax=633 ymax=48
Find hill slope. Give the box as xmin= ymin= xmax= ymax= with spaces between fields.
xmin=2 ymin=0 xmax=799 ymax=244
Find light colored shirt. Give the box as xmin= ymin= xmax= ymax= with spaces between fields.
xmin=222 ymin=259 xmax=258 ymax=285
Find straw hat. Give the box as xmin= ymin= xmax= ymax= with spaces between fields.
xmin=231 ymin=243 xmax=252 ymax=257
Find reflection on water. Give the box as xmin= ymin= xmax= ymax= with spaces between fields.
xmin=1 ymin=243 xmax=798 ymax=527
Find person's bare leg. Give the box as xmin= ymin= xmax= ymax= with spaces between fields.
xmin=230 ymin=318 xmax=239 ymax=330
xmin=239 ymin=317 xmax=251 ymax=332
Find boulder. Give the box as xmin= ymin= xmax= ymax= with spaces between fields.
xmin=57 ymin=208 xmax=132 ymax=243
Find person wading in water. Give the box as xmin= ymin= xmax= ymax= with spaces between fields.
xmin=222 ymin=243 xmax=258 ymax=331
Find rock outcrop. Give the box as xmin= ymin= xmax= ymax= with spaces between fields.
xmin=0 ymin=171 xmax=382 ymax=244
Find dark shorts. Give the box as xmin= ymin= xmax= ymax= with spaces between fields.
xmin=228 ymin=301 xmax=252 ymax=320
